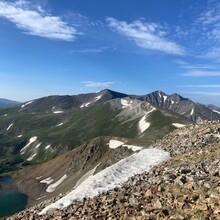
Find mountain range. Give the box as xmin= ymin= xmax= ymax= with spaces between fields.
xmin=0 ymin=98 xmax=20 ymax=108
xmin=7 ymin=89 xmax=219 ymax=121
xmin=0 ymin=89 xmax=220 ymax=218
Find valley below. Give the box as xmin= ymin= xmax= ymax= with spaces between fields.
xmin=0 ymin=89 xmax=219 ymax=219
xmin=0 ymin=176 xmax=27 ymax=218
xmin=6 ymin=121 xmax=220 ymax=220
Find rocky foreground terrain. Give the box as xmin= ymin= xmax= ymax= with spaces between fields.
xmin=7 ymin=121 xmax=220 ymax=220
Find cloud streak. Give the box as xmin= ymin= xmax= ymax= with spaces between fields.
xmin=182 ymin=70 xmax=220 ymax=77
xmin=0 ymin=0 xmax=77 ymax=41
xmin=184 ymin=91 xmax=220 ymax=96
xmin=182 ymin=84 xmax=220 ymax=88
xmin=196 ymin=1 xmax=220 ymax=61
xmin=175 ymin=60 xmax=220 ymax=70
xmin=83 ymin=81 xmax=114 ymax=88
xmin=198 ymin=1 xmax=220 ymax=43
xmin=107 ymin=17 xmax=185 ymax=55
xmin=202 ymin=48 xmax=220 ymax=62
xmin=69 ymin=46 xmax=110 ymax=55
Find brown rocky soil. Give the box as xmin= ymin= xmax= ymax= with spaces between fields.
xmin=7 ymin=121 xmax=220 ymax=220
xmin=14 ymin=136 xmax=132 ymax=207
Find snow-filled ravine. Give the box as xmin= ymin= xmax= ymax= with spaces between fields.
xmin=20 ymin=136 xmax=37 ymax=154
xmin=39 ymin=148 xmax=170 ymax=215
xmin=172 ymin=123 xmax=186 ymax=128
xmin=213 ymin=109 xmax=220 ymax=115
xmin=138 ymin=108 xmax=156 ymax=133
xmin=109 ymin=140 xmax=143 ymax=152
xmin=80 ymin=95 xmax=102 ymax=108
xmin=21 ymin=101 xmax=33 ymax=108
xmin=46 ymin=175 xmax=67 ymax=193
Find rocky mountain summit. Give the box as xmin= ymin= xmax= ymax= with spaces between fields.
xmin=136 ymin=91 xmax=220 ymax=122
xmin=7 ymin=121 xmax=220 ymax=220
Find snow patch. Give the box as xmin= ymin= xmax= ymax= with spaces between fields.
xmin=53 ymin=111 xmax=64 ymax=114
xmin=80 ymin=95 xmax=102 ymax=108
xmin=17 ymin=135 xmax=22 ymax=138
xmin=39 ymin=148 xmax=170 ymax=214
xmin=122 ymin=145 xmax=143 ymax=152
xmin=80 ymin=102 xmax=91 ymax=108
xmin=40 ymin=177 xmax=53 ymax=185
xmin=35 ymin=143 xmax=41 ymax=149
xmin=109 ymin=140 xmax=124 ymax=149
xmin=56 ymin=123 xmax=64 ymax=127
xmin=94 ymin=95 xmax=102 ymax=102
xmin=109 ymin=140 xmax=142 ymax=152
xmin=158 ymin=92 xmax=161 ymax=98
xmin=163 ymin=96 xmax=167 ymax=102
xmin=212 ymin=109 xmax=220 ymax=115
xmin=139 ymin=115 xmax=150 ymax=133
xmin=4 ymin=114 xmax=7 ymax=117
xmin=191 ymin=108 xmax=194 ymax=116
xmin=21 ymin=101 xmax=33 ymax=108
xmin=6 ymin=123 xmax=13 ymax=131
xmin=171 ymin=100 xmax=175 ymax=105
xmin=74 ymin=164 xmax=100 ymax=189
xmin=46 ymin=174 xmax=67 ymax=193
xmin=36 ymin=176 xmax=42 ymax=180
xmin=27 ymin=153 xmax=37 ymax=161
xmin=138 ymin=108 xmax=156 ymax=133
xmin=172 ymin=123 xmax=186 ymax=128
xmin=45 ymin=145 xmax=51 ymax=150
xmin=20 ymin=136 xmax=37 ymax=153
xmin=36 ymin=196 xmax=46 ymax=201
xmin=121 ymin=99 xmax=132 ymax=109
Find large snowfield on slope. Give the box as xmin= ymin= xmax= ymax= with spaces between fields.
xmin=138 ymin=108 xmax=156 ymax=133
xmin=39 ymin=148 xmax=170 ymax=215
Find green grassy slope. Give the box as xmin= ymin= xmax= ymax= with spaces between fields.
xmin=0 ymin=101 xmax=190 ymax=175
xmin=0 ymin=103 xmax=139 ymax=174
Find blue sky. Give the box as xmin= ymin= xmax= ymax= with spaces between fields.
xmin=0 ymin=0 xmax=220 ymax=105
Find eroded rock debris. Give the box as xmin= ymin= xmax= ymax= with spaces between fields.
xmin=7 ymin=121 xmax=220 ymax=220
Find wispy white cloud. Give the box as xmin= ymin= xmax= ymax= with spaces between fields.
xmin=69 ymin=46 xmax=110 ymax=54
xmin=174 ymin=26 xmax=188 ymax=39
xmin=184 ymin=91 xmax=220 ymax=96
xmin=182 ymin=90 xmax=220 ymax=105
xmin=106 ymin=17 xmax=185 ymax=55
xmin=174 ymin=60 xmax=218 ymax=70
xmin=0 ymin=0 xmax=78 ymax=41
xmin=183 ymin=65 xmax=217 ymax=69
xmin=196 ymin=1 xmax=220 ymax=61
xmin=182 ymin=84 xmax=220 ymax=88
xmin=83 ymin=81 xmax=114 ymax=88
xmin=182 ymin=70 xmax=220 ymax=77
xmin=198 ymin=1 xmax=220 ymax=43
xmin=174 ymin=60 xmax=189 ymax=66
xmin=202 ymin=48 xmax=220 ymax=62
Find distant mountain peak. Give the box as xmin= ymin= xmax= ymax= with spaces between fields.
xmin=152 ymin=90 xmax=167 ymax=96
xmin=0 ymin=98 xmax=20 ymax=108
xmin=170 ymin=93 xmax=189 ymax=101
xmin=99 ymin=89 xmax=128 ymax=99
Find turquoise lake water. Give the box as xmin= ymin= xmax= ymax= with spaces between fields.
xmin=0 ymin=176 xmax=28 ymax=218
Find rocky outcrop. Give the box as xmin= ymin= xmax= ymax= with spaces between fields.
xmin=136 ymin=91 xmax=220 ymax=122
xmin=153 ymin=120 xmax=220 ymax=156
xmin=15 ymin=137 xmax=132 ymax=207
xmin=7 ymin=122 xmax=220 ymax=220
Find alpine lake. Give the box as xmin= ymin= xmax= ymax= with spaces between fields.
xmin=0 ymin=176 xmax=28 ymax=218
